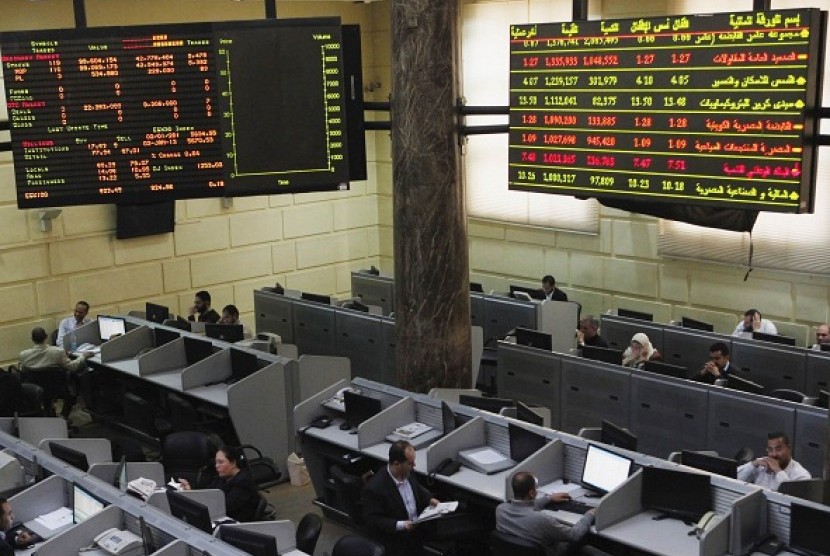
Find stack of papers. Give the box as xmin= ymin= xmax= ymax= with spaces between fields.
xmin=394 ymin=422 xmax=433 ymax=439
xmin=34 ymin=507 xmax=72 ymax=531
xmin=415 ymin=501 xmax=459 ymax=523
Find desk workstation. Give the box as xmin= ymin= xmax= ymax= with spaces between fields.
xmin=295 ymin=377 xmax=830 ymax=556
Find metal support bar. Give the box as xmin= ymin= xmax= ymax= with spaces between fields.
xmin=573 ymin=0 xmax=589 ymax=22
xmin=73 ymin=0 xmax=87 ymax=28
xmin=264 ymin=0 xmax=276 ymax=20
xmin=753 ymin=0 xmax=771 ymax=11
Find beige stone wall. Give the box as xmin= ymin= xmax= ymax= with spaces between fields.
xmin=0 ymin=0 xmax=391 ymax=363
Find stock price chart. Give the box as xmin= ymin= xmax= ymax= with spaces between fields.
xmin=508 ymin=9 xmax=825 ymax=212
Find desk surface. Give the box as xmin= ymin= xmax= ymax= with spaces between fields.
xmin=599 ymin=509 xmax=701 ymax=556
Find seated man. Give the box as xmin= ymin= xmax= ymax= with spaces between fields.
xmin=187 ymin=290 xmax=220 ymax=323
xmin=811 ymin=323 xmax=830 ymax=350
xmin=737 ymin=432 xmax=810 ymax=491
xmin=55 ymin=300 xmax=90 ymax=348
xmin=732 ymin=309 xmax=777 ymax=337
xmin=541 ymin=275 xmax=568 ymax=302
xmin=220 ymin=304 xmax=253 ymax=339
xmin=0 ymin=497 xmax=36 ymax=556
xmin=576 ymin=315 xmax=608 ymax=348
xmin=496 ymin=471 xmax=595 ymax=556
xmin=19 ymin=327 xmax=92 ymax=419
xmin=696 ymin=342 xmax=733 ymax=384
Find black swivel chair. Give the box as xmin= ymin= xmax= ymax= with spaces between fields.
xmin=331 ymin=535 xmax=385 ymax=556
xmin=295 ymin=513 xmax=323 ymax=555
xmin=0 ymin=371 xmax=24 ymax=417
xmin=490 ymin=530 xmax=546 ymax=556
xmin=240 ymin=444 xmax=281 ymax=490
xmin=21 ymin=367 xmax=74 ymax=418
xmin=18 ymin=383 xmax=46 ymax=417
xmin=329 ymin=465 xmax=365 ymax=527
xmin=122 ymin=392 xmax=171 ymax=446
xmin=166 ymin=392 xmax=230 ymax=444
xmin=768 ymin=389 xmax=812 ymax=404
xmin=160 ymin=431 xmax=218 ymax=488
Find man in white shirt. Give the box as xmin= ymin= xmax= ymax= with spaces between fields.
xmin=736 ymin=432 xmax=810 ymax=490
xmin=731 ymin=308 xmax=777 ymax=337
xmin=55 ymin=301 xmax=91 ymax=348
xmin=220 ymin=304 xmax=253 ymax=340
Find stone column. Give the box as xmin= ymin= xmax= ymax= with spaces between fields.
xmin=390 ymin=0 xmax=471 ymax=392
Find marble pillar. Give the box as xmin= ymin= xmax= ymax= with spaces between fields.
xmin=391 ymin=0 xmax=471 ymax=392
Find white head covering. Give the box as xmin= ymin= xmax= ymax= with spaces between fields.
xmin=622 ymin=332 xmax=656 ymax=366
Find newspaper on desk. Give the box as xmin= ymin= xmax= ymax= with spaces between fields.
xmin=414 ymin=501 xmax=459 ymax=523
xmin=33 ymin=507 xmax=72 ymax=531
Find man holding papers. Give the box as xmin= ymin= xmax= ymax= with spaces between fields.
xmin=0 ymin=498 xmax=35 ymax=556
xmin=496 ymin=472 xmax=595 ymax=556
xmin=362 ymin=440 xmax=441 ymax=556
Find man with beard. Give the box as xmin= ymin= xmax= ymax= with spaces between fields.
xmin=736 ymin=432 xmax=810 ymax=490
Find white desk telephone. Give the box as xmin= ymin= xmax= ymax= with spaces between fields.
xmin=93 ymin=528 xmax=143 ymax=556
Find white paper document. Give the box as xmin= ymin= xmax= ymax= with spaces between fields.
xmin=466 ymin=448 xmax=507 ymax=465
xmin=34 ymin=507 xmax=72 ymax=530
xmin=415 ymin=501 xmax=459 ymax=522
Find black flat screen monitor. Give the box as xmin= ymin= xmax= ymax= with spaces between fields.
xmin=98 ymin=316 xmax=126 ymax=342
xmin=218 ymin=526 xmax=278 ymax=556
xmin=641 ymin=466 xmax=712 ymax=522
xmin=49 ymin=441 xmax=89 ymax=472
xmin=581 ymin=345 xmax=623 ymax=365
xmin=642 ymin=360 xmax=689 ymax=380
xmin=509 ymin=285 xmax=545 ymax=301
xmin=154 ymin=327 xmax=180 ymax=347
xmin=601 ymin=420 xmax=637 ymax=451
xmin=680 ymin=450 xmax=738 ymax=479
xmin=681 ymin=317 xmax=714 ymax=332
xmin=300 ymin=292 xmax=331 ymax=305
xmin=145 ymin=302 xmax=170 ymax=324
xmin=818 ymin=390 xmax=829 ymax=409
xmin=167 ymin=490 xmax=212 ymax=533
xmin=441 ymin=401 xmax=457 ymax=434
xmin=515 ymin=401 xmax=544 ymax=426
xmin=508 ymin=422 xmax=547 ymax=462
xmin=343 ymin=391 xmax=382 ymax=430
xmin=73 ymin=483 xmax=106 ymax=524
xmin=470 ymin=282 xmax=484 ymax=293
xmin=205 ymin=324 xmax=244 ymax=343
xmin=514 ymin=327 xmax=553 ymax=351
xmin=789 ymin=502 xmax=830 ymax=556
xmin=617 ymin=308 xmax=653 ymax=322
xmin=581 ymin=444 xmax=633 ymax=495
xmin=229 ymin=348 xmax=260 ymax=383
xmin=342 ymin=300 xmax=369 ymax=313
xmin=752 ymin=331 xmax=796 ymax=346
xmin=184 ymin=337 xmax=215 ymax=366
xmin=173 ymin=315 xmax=192 ymax=331
xmin=458 ymin=395 xmax=515 ymax=415
xmin=726 ymin=374 xmax=765 ymax=395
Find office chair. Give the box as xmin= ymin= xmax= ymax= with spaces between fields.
xmin=240 ymin=444 xmax=281 ymax=490
xmin=160 ymin=431 xmax=218 ymax=488
xmin=768 ymin=389 xmax=812 ymax=404
xmin=166 ymin=393 xmax=228 ymax=443
xmin=329 ymin=464 xmax=365 ymax=527
xmin=251 ymin=494 xmax=276 ymax=522
xmin=295 ymin=512 xmax=322 ymax=554
xmin=21 ymin=367 xmax=74 ymax=418
xmin=18 ymin=383 xmax=46 ymax=417
xmin=122 ymin=392 xmax=171 ymax=444
xmin=0 ymin=371 xmax=24 ymax=417
xmin=331 ymin=535 xmax=385 ymax=556
xmin=490 ymin=530 xmax=546 ymax=556
xmin=734 ymin=447 xmax=754 ymax=466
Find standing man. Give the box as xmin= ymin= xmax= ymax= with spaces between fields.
xmin=187 ymin=291 xmax=220 ymax=323
xmin=737 ymin=432 xmax=811 ymax=490
xmin=362 ymin=440 xmax=440 ymax=556
xmin=811 ymin=323 xmax=830 ymax=350
xmin=576 ymin=316 xmax=608 ymax=348
xmin=1 ymin=498 xmax=35 ymax=556
xmin=696 ymin=342 xmax=734 ymax=384
xmin=55 ymin=301 xmax=90 ymax=348
xmin=496 ymin=471 xmax=595 ymax=556
xmin=541 ymin=275 xmax=568 ymax=302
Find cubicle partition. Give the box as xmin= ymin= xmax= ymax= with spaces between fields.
xmin=351 ymin=271 xmax=396 ymax=315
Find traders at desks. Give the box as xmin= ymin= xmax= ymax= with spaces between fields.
xmin=737 ymin=432 xmax=810 ymax=491
xmin=187 ymin=290 xmax=221 ymax=324
xmin=695 ymin=342 xmax=733 ymax=384
xmin=0 ymin=498 xmax=37 ymax=556
xmin=621 ymin=333 xmax=661 ymax=369
xmin=179 ymin=446 xmax=260 ymax=522
xmin=496 ymin=472 xmax=595 ymax=556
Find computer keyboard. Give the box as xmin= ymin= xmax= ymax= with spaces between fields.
xmin=550 ymin=499 xmax=593 ymax=515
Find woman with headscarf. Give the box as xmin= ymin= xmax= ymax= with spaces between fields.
xmin=621 ymin=332 xmax=662 ymax=369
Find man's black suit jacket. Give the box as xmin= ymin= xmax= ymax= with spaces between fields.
xmin=361 ymin=468 xmax=432 ymax=556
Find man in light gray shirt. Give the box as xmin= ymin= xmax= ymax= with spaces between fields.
xmin=737 ymin=432 xmax=810 ymax=491
xmin=496 ymin=471 xmax=595 ymax=556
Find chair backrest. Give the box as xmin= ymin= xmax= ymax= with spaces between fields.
xmin=332 ymin=535 xmax=385 ymax=556
xmin=768 ymin=389 xmax=808 ymax=403
xmin=123 ymin=392 xmax=157 ymax=435
xmin=329 ymin=465 xmax=364 ymax=525
xmin=18 ymin=383 xmax=45 ymax=417
xmin=734 ymin=447 xmax=754 ymax=465
xmin=240 ymin=444 xmax=282 ymax=490
xmin=161 ymin=431 xmax=218 ymax=486
xmin=295 ymin=512 xmax=322 ymax=555
xmin=167 ymin=393 xmax=199 ymax=432
xmin=490 ymin=530 xmax=546 ymax=556
xmin=21 ymin=367 xmax=71 ymax=398
xmin=0 ymin=372 xmax=24 ymax=417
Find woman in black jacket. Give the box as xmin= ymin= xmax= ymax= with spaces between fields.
xmin=180 ymin=445 xmax=260 ymax=522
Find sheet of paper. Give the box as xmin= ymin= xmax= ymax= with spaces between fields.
xmin=34 ymin=507 xmax=72 ymax=530
xmin=467 ymin=448 xmax=506 ymax=465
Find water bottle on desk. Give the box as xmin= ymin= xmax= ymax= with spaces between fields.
xmin=68 ymin=329 xmax=77 ymax=353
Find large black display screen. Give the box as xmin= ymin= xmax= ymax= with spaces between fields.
xmin=508 ymin=9 xmax=826 ymax=212
xmin=1 ymin=18 xmax=350 ymax=207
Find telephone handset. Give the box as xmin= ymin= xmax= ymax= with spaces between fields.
xmin=433 ymin=458 xmax=461 ymax=477
xmin=93 ymin=528 xmax=143 ymax=556
xmin=693 ymin=511 xmax=717 ymax=538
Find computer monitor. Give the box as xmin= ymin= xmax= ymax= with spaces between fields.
xmin=752 ymin=331 xmax=796 ymax=346
xmin=167 ymin=490 xmax=212 ymax=533
xmin=818 ymin=389 xmax=829 ymax=409
xmin=725 ymin=374 xmax=765 ymax=395
xmin=641 ymin=466 xmax=712 ymax=522
xmin=229 ymin=348 xmax=260 ymax=383
xmin=680 ymin=316 xmax=714 ymax=332
xmin=509 ymin=285 xmax=544 ymax=301
xmin=114 ymin=455 xmax=127 ymax=491
xmin=820 ymin=343 xmax=830 ymax=352
xmin=515 ymin=401 xmax=544 ymax=426
xmin=581 ymin=444 xmax=633 ymax=495
xmin=469 ymin=282 xmax=484 ymax=293
xmin=581 ymin=345 xmax=624 ymax=365
xmin=154 ymin=327 xmax=179 ymax=347
xmin=458 ymin=395 xmax=515 ymax=415
xmin=508 ymin=422 xmax=547 ymax=462
xmin=617 ymin=308 xmax=653 ymax=322
xmin=343 ymin=391 xmax=382 ymax=430
xmin=98 ymin=316 xmax=126 ymax=342
xmin=680 ymin=450 xmax=738 ymax=479
xmin=514 ymin=327 xmax=552 ymax=351
xmin=145 ymin=302 xmax=170 ymax=324
xmin=300 ymin=292 xmax=331 ymax=305
xmin=73 ymin=483 xmax=106 ymax=524
xmin=642 ymin=360 xmax=689 ymax=380
xmin=205 ymin=324 xmax=244 ymax=343
xmin=441 ymin=401 xmax=457 ymax=434
xmin=218 ymin=526 xmax=278 ymax=556
xmin=342 ymin=299 xmax=370 ymax=313
xmin=601 ymin=420 xmax=637 ymax=451
xmin=174 ymin=315 xmax=193 ymax=332
xmin=789 ymin=502 xmax=830 ymax=556
xmin=49 ymin=441 xmax=89 ymax=472
xmin=183 ymin=337 xmax=215 ymax=366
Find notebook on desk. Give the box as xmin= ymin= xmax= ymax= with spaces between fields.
xmin=385 ymin=422 xmax=443 ymax=449
xmin=24 ymin=506 xmax=72 ymax=539
xmin=458 ymin=446 xmax=515 ymax=475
